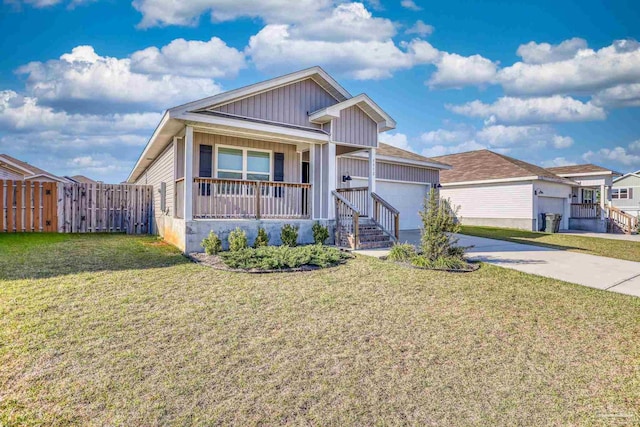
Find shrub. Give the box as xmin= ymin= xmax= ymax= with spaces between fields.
xmin=219 ymin=245 xmax=350 ymax=270
xmin=387 ymin=243 xmax=417 ymax=262
xmin=228 ymin=227 xmax=248 ymax=252
xmin=253 ymin=227 xmax=269 ymax=248
xmin=281 ymin=224 xmax=299 ymax=247
xmin=419 ymin=189 xmax=465 ymax=261
xmin=411 ymin=255 xmax=469 ymax=270
xmin=312 ymin=222 xmax=330 ymax=245
xmin=201 ymin=231 xmax=222 ymax=255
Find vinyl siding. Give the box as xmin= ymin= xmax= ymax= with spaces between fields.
xmin=193 ymin=133 xmax=300 ymax=183
xmin=332 ymin=105 xmax=377 ymax=147
xmin=135 ymin=142 xmax=174 ymax=230
xmin=0 ymin=165 xmax=25 ymax=180
xmin=440 ymin=182 xmax=534 ymax=220
xmin=212 ymin=78 xmax=338 ymax=129
xmin=611 ymin=175 xmax=640 ymax=213
xmin=337 ymin=157 xmax=439 ymax=184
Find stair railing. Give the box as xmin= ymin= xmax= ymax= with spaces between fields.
xmin=606 ymin=206 xmax=638 ymax=234
xmin=371 ymin=192 xmax=400 ymax=243
xmin=332 ymin=190 xmax=361 ymax=249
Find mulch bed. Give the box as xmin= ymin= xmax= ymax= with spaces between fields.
xmin=188 ymin=252 xmax=349 ymax=274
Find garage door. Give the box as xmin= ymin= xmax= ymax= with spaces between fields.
xmin=537 ymin=196 xmax=567 ymax=230
xmin=351 ymin=179 xmax=429 ymax=230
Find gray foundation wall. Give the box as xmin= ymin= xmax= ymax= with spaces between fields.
xmin=184 ymin=219 xmax=336 ymax=253
xmin=461 ymin=217 xmax=536 ymax=231
xmin=568 ymin=218 xmax=607 ymax=233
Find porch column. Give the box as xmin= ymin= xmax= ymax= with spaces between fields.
xmin=184 ymin=125 xmax=194 ymax=221
xmin=327 ymin=142 xmax=336 ymax=219
xmin=600 ymin=183 xmax=606 ymax=220
xmin=368 ymin=148 xmax=376 ymax=217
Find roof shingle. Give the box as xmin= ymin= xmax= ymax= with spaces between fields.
xmin=545 ymin=164 xmax=621 ymax=176
xmin=377 ymin=143 xmax=451 ymax=168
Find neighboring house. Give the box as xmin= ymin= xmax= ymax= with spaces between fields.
xmin=612 ymin=171 xmax=640 ymax=217
xmin=65 ymin=175 xmax=98 ymax=184
xmin=545 ymin=164 xmax=621 ymax=208
xmin=0 ymin=154 xmax=69 ymax=183
xmin=432 ymin=150 xmax=579 ymax=231
xmin=127 ymin=66 xmax=450 ymax=252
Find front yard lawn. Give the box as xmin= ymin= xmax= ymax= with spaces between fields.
xmin=461 ymin=225 xmax=640 ymax=262
xmin=1 ymin=234 xmax=639 ymax=425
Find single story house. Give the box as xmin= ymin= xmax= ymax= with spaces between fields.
xmin=0 ymin=154 xmax=69 ymax=183
xmin=127 ymin=66 xmax=450 ymax=252
xmin=65 ymin=175 xmax=98 ymax=184
xmin=611 ymin=170 xmax=640 ymax=217
xmin=433 ymin=150 xmax=580 ymax=231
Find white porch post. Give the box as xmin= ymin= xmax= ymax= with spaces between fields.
xmin=184 ymin=125 xmax=194 ymax=221
xmin=368 ymin=148 xmax=376 ymax=217
xmin=327 ymin=142 xmax=336 ymax=219
xmin=600 ymin=183 xmax=606 ymax=219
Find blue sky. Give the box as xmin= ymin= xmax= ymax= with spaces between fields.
xmin=1 ymin=0 xmax=639 ymax=182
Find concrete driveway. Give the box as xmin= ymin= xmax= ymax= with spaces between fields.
xmin=390 ymin=230 xmax=640 ymax=297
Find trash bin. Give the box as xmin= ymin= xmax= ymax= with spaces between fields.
xmin=539 ymin=213 xmax=546 ymax=231
xmin=544 ymin=213 xmax=562 ymax=233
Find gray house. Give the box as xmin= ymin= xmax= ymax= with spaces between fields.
xmin=127 ymin=67 xmax=450 ymax=252
xmin=612 ymin=170 xmax=640 ymax=217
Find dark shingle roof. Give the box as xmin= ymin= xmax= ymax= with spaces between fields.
xmin=377 ymin=143 xmax=450 ymax=168
xmin=545 ymin=164 xmax=621 ymax=176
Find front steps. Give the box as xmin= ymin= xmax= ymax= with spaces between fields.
xmin=338 ymin=217 xmax=394 ymax=249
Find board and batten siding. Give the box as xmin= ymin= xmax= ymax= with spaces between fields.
xmin=211 ymin=78 xmax=338 ymax=129
xmin=440 ymin=182 xmax=534 ymax=220
xmin=331 ymin=105 xmax=377 ymax=147
xmin=193 ymin=133 xmax=301 ymax=183
xmin=135 ymin=142 xmax=174 ymax=233
xmin=337 ymin=157 xmax=439 ymax=184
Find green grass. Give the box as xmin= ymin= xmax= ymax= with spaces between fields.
xmin=461 ymin=225 xmax=640 ymax=262
xmin=1 ymin=234 xmax=639 ymax=425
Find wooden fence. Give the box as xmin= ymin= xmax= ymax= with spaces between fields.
xmin=0 ymin=180 xmax=58 ymax=232
xmin=0 ymin=179 xmax=153 ymax=234
xmin=58 ymin=183 xmax=153 ymax=234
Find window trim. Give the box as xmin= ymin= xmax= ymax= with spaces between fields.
xmin=214 ymin=144 xmax=273 ymax=181
xmin=612 ymin=188 xmax=630 ymax=199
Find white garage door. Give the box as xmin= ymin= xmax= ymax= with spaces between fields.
xmin=538 ymin=196 xmax=567 ymax=230
xmin=351 ymin=179 xmax=429 ymax=230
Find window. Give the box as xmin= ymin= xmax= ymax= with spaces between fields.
xmin=582 ymin=189 xmax=595 ymax=204
xmin=215 ymin=146 xmax=272 ymax=181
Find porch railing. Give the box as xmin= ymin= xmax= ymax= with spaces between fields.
xmin=192 ymin=178 xmax=311 ymax=219
xmin=336 ymin=187 xmax=369 ymax=217
xmin=333 ymin=190 xmax=361 ymax=249
xmin=606 ymin=206 xmax=638 ymax=234
xmin=570 ymin=203 xmax=601 ymax=219
xmin=372 ymin=192 xmax=400 ymax=242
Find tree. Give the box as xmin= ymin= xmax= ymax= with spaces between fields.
xmin=419 ymin=188 xmax=463 ymax=260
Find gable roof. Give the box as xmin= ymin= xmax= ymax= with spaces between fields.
xmin=613 ymin=171 xmax=640 ymax=183
xmin=66 ymin=175 xmax=98 ymax=184
xmin=432 ymin=150 xmax=576 ymax=185
xmin=309 ymin=94 xmax=396 ymax=132
xmin=545 ymin=164 xmax=622 ymax=177
xmin=0 ymin=154 xmax=68 ymax=182
xmin=127 ymin=66 xmax=353 ymax=183
xmin=342 ymin=143 xmax=451 ymax=170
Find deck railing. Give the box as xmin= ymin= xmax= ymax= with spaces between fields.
xmin=570 ymin=203 xmax=601 ymax=219
xmin=606 ymin=206 xmax=638 ymax=234
xmin=336 ymin=186 xmax=369 ymax=217
xmin=333 ymin=190 xmax=361 ymax=249
xmin=192 ymin=178 xmax=311 ymax=219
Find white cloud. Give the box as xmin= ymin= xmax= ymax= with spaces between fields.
xmin=516 ymin=38 xmax=588 ymax=64
xmin=5 ymin=0 xmax=91 ymax=8
xmin=247 ymin=24 xmax=419 ymax=80
xmin=592 ymin=83 xmax=640 ymax=108
xmin=406 ymin=20 xmax=434 ymax=36
xmin=448 ymin=95 xmax=606 ymax=124
xmin=552 ymin=135 xmax=574 ymax=149
xmin=130 ymin=37 xmax=246 ymax=78
xmin=400 ymin=0 xmax=421 ymax=11
xmin=498 ymin=39 xmax=640 ymax=96
xmin=428 ymin=52 xmax=498 ymax=88
xmin=16 ymin=45 xmax=223 ymax=112
xmin=132 ymin=0 xmax=332 ymax=28
xmin=541 ymin=157 xmax=575 ymax=167
xmin=583 ymin=146 xmax=640 ymax=167
xmin=379 ymin=132 xmax=412 ymax=151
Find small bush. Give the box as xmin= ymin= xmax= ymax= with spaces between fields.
xmin=420 ymin=189 xmax=466 ymax=261
xmin=219 ymin=245 xmax=350 ymax=270
xmin=312 ymin=222 xmax=330 ymax=245
xmin=201 ymin=231 xmax=222 ymax=255
xmin=253 ymin=227 xmax=269 ymax=248
xmin=228 ymin=227 xmax=248 ymax=252
xmin=281 ymin=224 xmax=299 ymax=247
xmin=387 ymin=243 xmax=417 ymax=262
